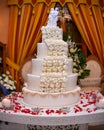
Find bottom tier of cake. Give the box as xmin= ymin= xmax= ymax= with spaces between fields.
xmin=22 ymin=86 xmax=81 ymax=108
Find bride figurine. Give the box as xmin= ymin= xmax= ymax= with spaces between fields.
xmin=47 ymin=8 xmax=59 ymax=27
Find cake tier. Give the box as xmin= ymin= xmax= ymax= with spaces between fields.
xmin=26 ymin=73 xmax=78 ymax=92
xmin=37 ymin=40 xmax=68 ymax=58
xmin=41 ymin=26 xmax=62 ymax=42
xmin=31 ymin=57 xmax=73 ymax=75
xmin=22 ymin=86 xmax=80 ymax=108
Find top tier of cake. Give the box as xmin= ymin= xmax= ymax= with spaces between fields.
xmin=37 ymin=24 xmax=67 ymax=58
xmin=41 ymin=26 xmax=63 ymax=42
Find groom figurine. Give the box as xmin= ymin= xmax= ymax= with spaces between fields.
xmin=47 ymin=8 xmax=59 ymax=27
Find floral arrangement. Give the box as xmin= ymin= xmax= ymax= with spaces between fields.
xmin=67 ymin=36 xmax=90 ymax=82
xmin=0 ymin=71 xmax=16 ymax=95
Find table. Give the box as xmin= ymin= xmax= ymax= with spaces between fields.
xmin=0 ymin=91 xmax=104 ymax=130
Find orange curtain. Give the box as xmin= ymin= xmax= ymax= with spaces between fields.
xmin=7 ymin=0 xmax=104 ymax=92
xmin=67 ymin=0 xmax=104 ymax=66
xmin=7 ymin=0 xmax=55 ymax=91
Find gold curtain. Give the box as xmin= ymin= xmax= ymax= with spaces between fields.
xmin=7 ymin=0 xmax=56 ymax=91
xmin=7 ymin=0 xmax=104 ymax=92
xmin=67 ymin=0 xmax=104 ymax=66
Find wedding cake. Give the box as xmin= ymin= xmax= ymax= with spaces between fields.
xmin=22 ymin=8 xmax=80 ymax=108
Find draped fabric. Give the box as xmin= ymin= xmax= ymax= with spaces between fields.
xmin=7 ymin=0 xmax=104 ymax=91
xmin=7 ymin=0 xmax=55 ymax=91
xmin=67 ymin=0 xmax=104 ymax=67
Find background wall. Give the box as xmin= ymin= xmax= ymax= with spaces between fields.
xmin=0 ymin=0 xmax=9 ymax=44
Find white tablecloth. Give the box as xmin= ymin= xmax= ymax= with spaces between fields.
xmin=0 ymin=91 xmax=104 ymax=130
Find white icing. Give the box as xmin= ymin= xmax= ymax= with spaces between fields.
xmin=45 ymin=39 xmax=68 ymax=57
xmin=65 ymin=73 xmax=78 ymax=90
xmin=41 ymin=26 xmax=62 ymax=42
xmin=26 ymin=73 xmax=78 ymax=92
xmin=37 ymin=40 xmax=68 ymax=58
xmin=22 ymin=23 xmax=80 ymax=108
xmin=32 ymin=59 xmax=43 ymax=75
xmin=37 ymin=43 xmax=48 ymax=58
xmin=27 ymin=74 xmax=40 ymax=91
xmin=22 ymin=86 xmax=80 ymax=108
xmin=32 ymin=58 xmax=73 ymax=75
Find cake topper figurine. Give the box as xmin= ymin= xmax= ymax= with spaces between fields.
xmin=47 ymin=8 xmax=59 ymax=27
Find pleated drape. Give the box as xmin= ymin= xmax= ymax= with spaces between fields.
xmin=7 ymin=0 xmax=104 ymax=91
xmin=67 ymin=0 xmax=104 ymax=66
xmin=7 ymin=0 xmax=55 ymax=91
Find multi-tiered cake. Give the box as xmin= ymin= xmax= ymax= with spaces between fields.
xmin=22 ymin=8 xmax=80 ymax=108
